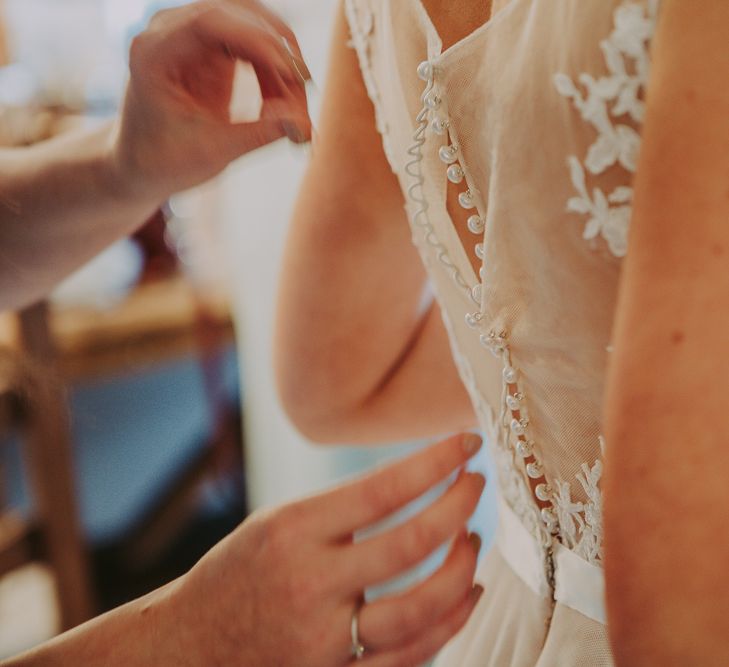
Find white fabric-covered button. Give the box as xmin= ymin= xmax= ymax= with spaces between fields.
xmin=506 ymin=393 xmax=522 ymax=411
xmin=447 ymin=164 xmax=464 ymax=184
xmin=465 ymin=311 xmax=482 ymax=329
xmin=510 ymin=418 xmax=526 ymax=436
xmin=424 ymin=90 xmax=441 ymax=109
xmin=417 ymin=60 xmax=433 ymax=81
xmin=481 ymin=331 xmax=507 ymax=356
xmin=439 ymin=145 xmax=458 ymax=164
xmin=526 ymin=461 xmax=544 ymax=479
xmin=516 ymin=440 xmax=534 ymax=458
xmin=458 ymin=190 xmax=475 ymax=209
xmin=503 ymin=366 xmax=518 ymax=384
xmin=432 ymin=117 xmax=449 ymax=135
xmin=467 ymin=215 xmax=485 ymax=234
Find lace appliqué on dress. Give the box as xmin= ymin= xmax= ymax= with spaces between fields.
xmin=479 ymin=324 xmax=610 ymax=565
xmin=554 ymin=459 xmax=604 ymax=562
xmin=407 ymin=7 xmax=630 ymax=571
xmin=554 ymin=0 xmax=659 ymax=258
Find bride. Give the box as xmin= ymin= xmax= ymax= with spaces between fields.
xmin=275 ymin=0 xmax=728 ymax=665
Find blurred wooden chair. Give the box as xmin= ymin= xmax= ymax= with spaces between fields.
xmin=0 ymin=272 xmax=241 ymax=632
xmin=0 ymin=309 xmax=95 ymax=630
xmin=49 ymin=269 xmax=242 ymax=569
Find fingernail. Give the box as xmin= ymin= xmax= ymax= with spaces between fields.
xmin=282 ymin=38 xmax=312 ymax=82
xmin=471 ymin=584 xmax=485 ymax=602
xmin=294 ymin=55 xmax=312 ymax=81
xmin=468 ymin=472 xmax=487 ymax=490
xmin=462 ymin=433 xmax=482 ymax=455
xmin=468 ymin=532 xmax=482 ymax=556
xmin=282 ymin=121 xmax=309 ymax=144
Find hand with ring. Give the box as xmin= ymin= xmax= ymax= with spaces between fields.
xmin=170 ymin=433 xmax=485 ymax=666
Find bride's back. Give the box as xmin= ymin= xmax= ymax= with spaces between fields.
xmin=278 ymin=0 xmax=729 ymax=663
xmin=419 ymin=0 xmax=493 ymax=48
xmin=301 ymin=0 xmax=658 ymax=663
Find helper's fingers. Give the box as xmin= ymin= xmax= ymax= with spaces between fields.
xmin=227 ymin=117 xmax=288 ymax=152
xmin=213 ymin=4 xmax=309 ymax=122
xmin=358 ymin=530 xmax=480 ymax=650
xmin=226 ymin=0 xmax=310 ymax=80
xmin=225 ymin=111 xmax=311 ymax=155
xmin=344 ymin=470 xmax=485 ymax=590
xmin=358 ymin=585 xmax=483 ymax=667
xmin=190 ymin=3 xmax=300 ymax=98
xmin=259 ymin=95 xmax=310 ymax=123
xmin=296 ymin=433 xmax=482 ymax=539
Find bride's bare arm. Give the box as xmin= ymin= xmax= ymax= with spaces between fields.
xmin=275 ymin=4 xmax=475 ymax=444
xmin=604 ymin=2 xmax=729 ymax=663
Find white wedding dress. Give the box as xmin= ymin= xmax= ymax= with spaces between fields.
xmin=344 ymin=0 xmax=660 ymax=664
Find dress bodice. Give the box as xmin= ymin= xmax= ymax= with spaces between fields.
xmin=345 ymin=0 xmax=659 ymax=639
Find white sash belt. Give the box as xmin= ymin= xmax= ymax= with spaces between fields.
xmin=486 ymin=497 xmax=607 ymax=625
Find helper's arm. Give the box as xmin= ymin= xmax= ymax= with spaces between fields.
xmin=0 ymin=0 xmax=309 ymax=311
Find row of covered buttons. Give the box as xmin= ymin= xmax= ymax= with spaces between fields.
xmin=417 ymin=60 xmax=486 ymax=266
xmin=417 ymin=60 xmax=560 ymax=542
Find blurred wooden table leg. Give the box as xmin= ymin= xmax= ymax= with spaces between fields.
xmin=19 ymin=301 xmax=95 ymax=630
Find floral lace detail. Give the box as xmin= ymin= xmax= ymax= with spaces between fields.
xmin=481 ymin=324 xmax=609 ymax=566
xmin=388 ymin=0 xmax=629 ymax=576
xmin=554 ymin=0 xmax=659 ymax=257
xmin=554 ymin=457 xmax=604 ymax=564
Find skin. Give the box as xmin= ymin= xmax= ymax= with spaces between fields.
xmin=274 ymin=1 xmax=486 ymax=445
xmin=0 ymin=1 xmax=486 ymax=663
xmin=603 ymin=1 xmax=729 ymax=664
xmin=0 ymin=0 xmax=310 ymax=311
xmin=277 ymin=0 xmax=729 ymax=662
xmin=4 ymin=434 xmax=485 ymax=666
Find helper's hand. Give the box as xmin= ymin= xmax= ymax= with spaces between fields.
xmin=113 ymin=0 xmax=311 ymax=201
xmin=170 ymin=433 xmax=485 ymax=667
